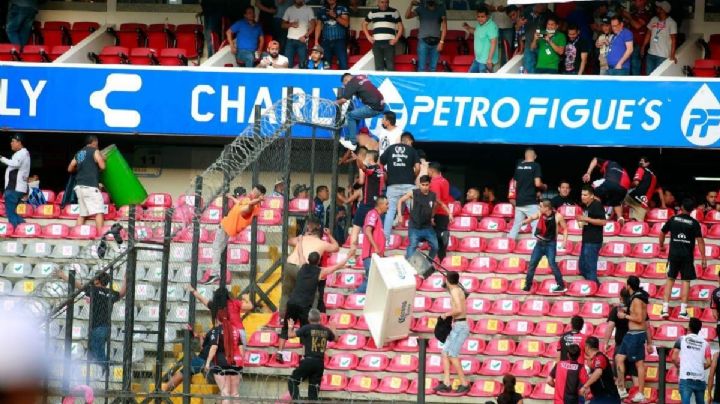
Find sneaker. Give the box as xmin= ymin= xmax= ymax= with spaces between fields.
xmin=617 ymin=387 xmax=628 ymax=399
xmin=453 ymin=384 xmax=470 ymax=394
xmin=631 ymin=392 xmax=646 ymax=403
xmin=660 ymin=309 xmax=670 ymax=319
xmin=678 ymin=311 xmax=690 ymax=320
xmin=551 ymin=285 xmax=567 ymax=293
xmin=339 ymin=137 xmax=357 ymax=151
xmin=433 ymin=382 xmax=451 ymax=393
xmin=202 ymin=274 xmax=220 ymax=285
xmin=521 ymin=284 xmax=532 ymax=292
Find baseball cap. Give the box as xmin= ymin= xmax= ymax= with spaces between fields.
xmin=10 ymin=133 xmax=23 ymax=142
xmin=601 ymin=16 xmax=611 ymax=24
xmin=274 ymin=178 xmax=284 ymax=186
xmin=656 ymin=0 xmax=671 ymax=13
xmin=311 ymin=45 xmax=324 ymax=54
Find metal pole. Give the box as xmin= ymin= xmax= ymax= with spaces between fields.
xmin=121 ymin=205 xmax=138 ymax=394
xmin=658 ymin=347 xmax=666 ymax=404
xmin=280 ymin=87 xmax=293 ymax=282
xmin=153 ymin=208 xmax=173 ymax=400
xmin=62 ymin=269 xmax=76 ymax=392
xmin=309 ymin=127 xmax=316 ymax=207
xmin=250 ymin=105 xmax=262 ymax=305
xmin=220 ymin=147 xmax=231 ymax=290
xmin=417 ymin=338 xmax=427 ymax=404
xmin=183 ymin=176 xmax=203 ymax=404
xmin=327 ymin=87 xmax=343 ymax=234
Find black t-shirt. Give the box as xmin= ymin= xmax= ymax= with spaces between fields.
xmin=661 ymin=213 xmax=702 ymax=260
xmin=551 ymin=195 xmax=575 ymax=209
xmin=565 ymin=37 xmax=590 ymax=72
xmin=597 ymin=158 xmax=628 ymax=187
xmin=497 ymin=391 xmax=523 ymax=404
xmin=75 ymin=146 xmax=100 ymax=188
xmin=607 ymin=306 xmax=629 ymax=346
xmin=296 ymin=323 xmax=335 ymax=359
xmin=199 ymin=329 xmax=214 ymax=359
xmin=513 ymin=160 xmax=542 ymax=206
xmin=84 ymin=285 xmax=120 ymax=327
xmin=588 ymin=352 xmax=620 ymax=399
xmin=362 ymin=164 xmax=385 ymax=205
xmin=380 ymin=145 xmax=418 ymax=186
xmin=288 ymin=264 xmax=321 ymax=307
xmin=582 ymin=200 xmax=605 ymax=244
xmin=410 ymin=189 xmax=436 ymax=230
xmin=559 ymin=330 xmax=586 ymax=362
xmin=342 ymin=75 xmax=384 ymax=111
xmin=207 ymin=325 xmax=230 ymax=367
xmin=535 ymin=212 xmax=557 ymax=241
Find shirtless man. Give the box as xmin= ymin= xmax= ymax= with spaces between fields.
xmin=615 ymin=275 xmax=652 ymax=402
xmin=434 ymin=271 xmax=470 ymax=395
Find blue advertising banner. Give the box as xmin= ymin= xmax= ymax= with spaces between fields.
xmin=2 ymin=62 xmax=720 ymax=148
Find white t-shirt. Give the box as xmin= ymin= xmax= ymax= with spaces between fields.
xmin=646 ymin=16 xmax=677 ymax=58
xmin=377 ymin=126 xmax=403 ymax=157
xmin=674 ymin=333 xmax=711 ymax=381
xmin=259 ymin=54 xmax=289 ymax=68
xmin=486 ymin=0 xmax=512 ymax=29
xmin=282 ymin=5 xmax=315 ymax=40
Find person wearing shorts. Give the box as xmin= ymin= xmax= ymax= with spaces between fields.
xmin=68 ymin=135 xmax=106 ymax=234
xmin=348 ymin=149 xmax=385 ymax=253
xmin=582 ymin=157 xmax=631 ymax=225
xmin=163 ymin=327 xmax=213 ymax=392
xmin=434 ymin=272 xmax=470 ymax=395
xmin=204 ymin=325 xmax=242 ymax=402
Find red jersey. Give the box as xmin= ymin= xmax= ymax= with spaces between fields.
xmin=361 ymin=208 xmax=385 ymax=260
xmin=430 ymin=175 xmax=453 ymax=217
xmin=598 ymin=159 xmax=631 ymax=189
xmin=629 ymin=167 xmax=657 ymax=208
xmin=559 ymin=330 xmax=587 ymax=364
xmin=550 ymin=360 xmax=588 ymax=404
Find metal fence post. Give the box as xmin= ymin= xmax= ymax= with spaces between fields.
xmin=121 ymin=205 xmax=138 ymax=394
xmin=62 ymin=268 xmax=76 ymax=392
xmin=417 ymin=338 xmax=427 ymax=404
xmin=327 ymin=87 xmax=343 ymax=234
xmin=220 ymin=147 xmax=231 ymax=290
xmin=250 ymin=105 xmax=262 ymax=304
xmin=280 ymin=87 xmax=294 ymax=295
xmin=658 ymin=347 xmax=666 ymax=404
xmin=153 ymin=208 xmax=173 ymax=400
xmin=183 ymin=176 xmax=203 ymax=404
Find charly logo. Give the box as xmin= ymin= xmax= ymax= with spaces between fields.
xmin=681 ymin=84 xmax=720 ymax=146
xmin=365 ymin=78 xmax=408 ymax=132
xmin=89 ymin=73 xmax=142 ymax=128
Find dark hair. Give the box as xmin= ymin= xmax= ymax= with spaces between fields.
xmin=375 ymin=195 xmax=387 ymax=205
xmin=476 ymin=4 xmax=489 ymax=15
xmin=244 ymin=5 xmax=255 ymax=12
xmin=95 ymin=271 xmax=111 ymax=287
xmin=308 ymin=251 xmax=320 ymax=265
xmin=620 ymin=287 xmax=631 ymax=304
xmin=416 ymin=149 xmax=427 ymax=160
xmin=341 ymin=72 xmax=352 ymax=82
xmin=305 ymin=215 xmax=323 ymax=236
xmin=337 ymin=187 xmax=346 ymax=194
xmin=610 ymin=15 xmax=623 ymax=24
xmin=681 ymin=198 xmax=696 ymax=213
xmin=571 ymin=315 xmax=584 ymax=332
xmin=233 ymin=186 xmax=246 ymax=197
xmin=585 ymin=336 xmax=600 ymax=350
xmin=582 ymin=185 xmax=595 ymax=195
xmin=253 ymin=184 xmax=267 ymax=194
xmin=540 ymin=198 xmax=553 ymax=209
xmin=401 ymin=131 xmax=415 ymax=143
xmin=446 ymin=271 xmax=459 ymax=285
xmin=567 ymin=23 xmax=579 ymax=32
xmin=505 ymin=4 xmax=518 ymax=14
xmin=566 ymin=344 xmax=581 ymax=361
xmin=383 ymin=111 xmax=397 ymax=125
xmin=497 ymin=374 xmax=517 ymax=404
xmin=640 ymin=155 xmax=650 ymax=163
xmin=428 ymin=161 xmax=443 ymax=173
xmin=209 ymin=287 xmax=230 ymax=325
xmin=546 ymin=14 xmax=559 ymax=24
xmin=367 ymin=149 xmax=379 ymax=162
xmin=317 ymin=185 xmax=329 ymax=194
xmin=558 ymin=179 xmax=571 ymax=187
xmin=85 ymin=135 xmax=99 ymax=145
xmin=627 ymin=275 xmax=641 ymax=291
xmin=418 ymin=175 xmax=431 ymax=184
xmin=689 ymin=317 xmax=702 ymax=334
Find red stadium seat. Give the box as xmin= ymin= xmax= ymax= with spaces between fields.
xmin=559 ymin=259 xmax=581 ymax=276
xmin=646 ymin=208 xmax=674 ymax=223
xmin=485 ymin=237 xmax=515 ymax=254
xmin=532 ymin=320 xmax=565 ymax=337
xmin=257 ymin=208 xmax=282 ymax=225
xmin=514 ymin=339 xmax=546 ymax=357
xmin=0 ymin=222 xmax=13 ymax=237
xmin=490 ymin=202 xmax=514 ymax=218
xmin=477 ymin=277 xmax=508 ymax=294
xmin=355 ymin=353 xmax=390 ymax=371
xmin=142 ymin=206 xmax=167 ymax=221
xmin=697 ymin=244 xmax=720 ymax=259
xmin=451 ymin=55 xmax=474 ymax=73
xmin=113 ymin=23 xmax=148 ymax=48
xmin=341 ymin=293 xmax=366 ymax=310
xmin=496 ymin=257 xmax=526 ymax=274
xmin=630 ymin=242 xmax=660 ymax=258
xmin=411 ymin=316 xmax=440 ymax=333
xmin=226 ymin=247 xmax=249 ymax=264
xmin=557 ymin=204 xmax=582 ymax=220
xmin=448 ymin=216 xmax=477 ymax=232
xmin=467 ymin=380 xmax=502 ymax=397
xmin=394 ymin=54 xmax=417 ymax=72
xmin=429 ymin=297 xmax=452 ymax=313
xmin=543 ymin=341 xmax=561 ymax=358
xmin=247 ymin=331 xmax=278 ymax=347
xmin=0 ymin=44 xmax=20 ymax=61
xmin=507 ymin=278 xmax=534 ymax=295
xmin=174 ymin=24 xmax=203 ymax=59
xmin=147 ymin=23 xmax=175 ymax=50
xmin=424 ymin=354 xmax=444 ymax=374
xmin=95 ymin=46 xmax=129 ymax=64
xmin=566 ymin=219 xmax=583 ymax=235
xmin=581 ymin=301 xmax=610 ymax=318
xmin=600 ymin=241 xmax=631 ymax=257
xmin=603 ymin=221 xmax=620 ymax=236
xmin=549 ymin=300 xmax=580 ymax=317
xmin=386 ymin=354 xmax=418 ymax=372
xmin=477 ymin=216 xmax=506 ymax=232
xmin=535 ymin=278 xmax=565 ymax=296
xmin=41 ymin=223 xmax=69 ymax=239
xmin=473 ymin=318 xmax=504 ymax=335
xmin=377 ymin=376 xmax=410 ymax=394
xmin=689 ymin=284 xmax=714 ymax=301
xmin=347 ymin=375 xmax=379 ymax=393
xmin=466 ymin=297 xmax=491 ymax=314
xmin=565 ymin=280 xmax=598 ymax=297
xmin=33 ymin=204 xmax=59 ymax=219
xmin=478 ymin=358 xmax=510 ymax=376
xmin=513 ymin=239 xmax=536 ymax=255
xmin=457 ymin=236 xmax=485 ymax=252
xmin=461 ymin=202 xmax=490 ymax=217
xmin=334 ymin=333 xmax=366 ymax=350
xmin=158 ymin=48 xmax=189 ymax=66
xmin=325 ymin=353 xmax=358 ymax=371
xmin=700 ymin=264 xmax=720 ymax=281
xmin=484 ymin=339 xmax=516 ymax=356
xmin=394 ymin=336 xmax=420 ymax=352
xmin=489 ymin=298 xmax=520 ymax=316
xmin=440 ymin=255 xmax=469 ymax=271
xmin=243 ymin=350 xmax=269 ymax=367
xmin=419 ymin=274 xmax=445 ymax=292
xmin=19 ymin=44 xmax=49 ymax=62
xmin=615 ymin=261 xmax=644 ymax=277
xmin=200 ymin=206 xmax=222 ymax=224
xmin=320 ymin=373 xmax=348 ymax=391
xmin=145 ymin=193 xmax=172 ymax=207
xmin=707 ymin=224 xmax=720 ymax=239
xmin=504 ymin=319 xmax=535 ymax=336
xmin=41 ymin=21 xmax=70 ymax=47
xmin=596 ymin=280 xmax=626 ymax=298
xmin=70 ymin=22 xmax=100 ymax=44
xmin=116 ymin=205 xmax=143 ymax=220
xmin=701 ymin=325 xmax=718 ymax=341
xmin=128 ymin=47 xmax=157 ymax=65
xmin=412 ymin=295 xmax=431 ymax=313
xmin=13 ymin=222 xmax=41 ymax=238
xmin=654 ymin=323 xmax=686 ymax=341
xmin=520 ymin=299 xmax=550 ymax=317
xmin=466 ymin=256 xmax=497 ymax=273
xmin=619 ymin=221 xmax=650 ymax=237
xmin=511 ymin=359 xmax=542 ymax=377
xmin=530 ymin=383 xmax=555 ymax=400
xmin=231 ymin=228 xmax=266 ymax=245
xmin=267 ymin=351 xmax=299 ymax=368
xmin=326 ymin=272 xmax=363 ymax=289
xmin=706 ymin=210 xmax=720 ymax=224
xmin=407 ymin=377 xmax=439 ymax=395
xmin=461 ymin=338 xmax=485 ymax=355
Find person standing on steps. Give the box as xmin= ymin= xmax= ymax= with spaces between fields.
xmin=576 ymin=186 xmax=607 ymax=284
xmin=1 ymin=134 xmax=30 ymax=228
xmin=508 ymin=147 xmax=546 ymax=240
xmin=68 ymin=135 xmax=106 ymax=234
xmin=433 ymin=271 xmax=471 ymax=395
xmin=522 ymin=199 xmax=568 ymax=293
xmin=615 ymin=276 xmax=651 ymax=402
xmin=287 ymin=308 xmax=336 ymax=401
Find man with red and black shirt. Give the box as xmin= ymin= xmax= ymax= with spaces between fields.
xmin=348 ymin=149 xmax=385 ymax=252
xmin=625 ymin=156 xmax=658 ymax=222
xmin=582 ymin=157 xmax=631 ymax=225
xmin=559 ymin=316 xmax=587 ymax=364
xmin=549 ymin=344 xmax=588 ymax=404
xmin=428 ymin=162 xmax=454 ymax=261
xmin=355 ymin=196 xmax=388 ymax=294
xmin=581 ymin=336 xmax=621 ymax=404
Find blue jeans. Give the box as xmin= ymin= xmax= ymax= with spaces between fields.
xmin=236 ymin=49 xmax=255 ymax=67
xmin=406 ymin=227 xmax=439 ymax=261
xmin=89 ymin=325 xmax=111 ymax=365
xmin=523 ymin=49 xmax=537 ymax=74
xmin=203 ymin=13 xmax=222 ymax=57
xmin=579 ymin=242 xmax=601 ymax=283
xmin=679 ymin=379 xmax=706 ymax=404
xmin=355 ymin=257 xmax=372 ymax=293
xmin=469 ymin=60 xmax=490 ymax=73
xmin=345 ymin=105 xmax=384 ymax=141
xmin=631 ymin=45 xmax=642 ymax=75
xmin=4 ymin=190 xmax=25 ymax=227
xmin=285 ymin=39 xmax=308 ymax=68
xmin=508 ymin=204 xmax=539 ymax=240
xmin=322 ymin=38 xmax=348 ymax=69
xmin=646 ymin=54 xmax=665 ymax=75
xmin=5 ymin=4 xmax=37 ymax=47
xmin=525 ymin=240 xmax=564 ymax=286
xmin=498 ymin=28 xmax=514 ymax=65
xmin=417 ymin=39 xmax=440 ymax=72
xmin=607 ymin=67 xmax=629 ymax=76
xmin=384 ymin=184 xmax=415 ymax=240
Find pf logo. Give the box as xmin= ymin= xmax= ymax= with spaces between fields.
xmin=681 ymin=84 xmax=720 ymax=146
xmin=89 ymin=73 xmax=143 ymax=128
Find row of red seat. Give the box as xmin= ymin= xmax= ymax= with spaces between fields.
xmin=27 ymin=21 xmax=99 ymax=47
xmin=0 ymin=43 xmax=69 ymax=62
xmin=88 ymin=46 xmax=189 ymax=66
